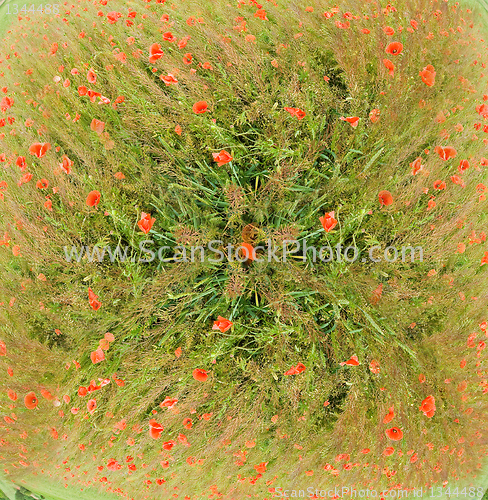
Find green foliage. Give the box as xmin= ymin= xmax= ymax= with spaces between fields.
xmin=0 ymin=0 xmax=487 ymax=497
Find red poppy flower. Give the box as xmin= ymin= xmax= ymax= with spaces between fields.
xmin=457 ymin=380 xmax=467 ymax=392
xmin=183 ymin=418 xmax=193 ymax=429
xmin=212 ymin=150 xmax=233 ymax=166
xmin=87 ymin=90 xmax=101 ymax=103
xmin=36 ymin=179 xmax=49 ymax=189
xmin=0 ymin=341 xmax=6 ymax=356
xmin=385 ymin=427 xmax=403 ymax=441
xmin=383 ymin=59 xmax=394 ymax=76
xmin=86 ymin=190 xmax=101 ymax=207
xmin=369 ymin=359 xmax=380 ymax=374
xmin=7 ymin=390 xmax=17 ymax=401
xmin=40 ymin=389 xmax=54 ymax=400
xmin=106 ymin=458 xmax=122 ymax=471
xmin=90 ymin=348 xmax=105 ymax=364
xmin=340 ymin=116 xmax=359 ymax=128
xmin=419 ymin=395 xmax=436 ymax=417
xmin=104 ymin=332 xmax=115 ymax=343
xmin=88 ymin=287 xmax=101 ymax=311
xmin=435 ymin=146 xmax=457 ymax=160
xmin=419 ymin=65 xmax=436 ymax=87
xmin=16 ymin=156 xmax=26 ymax=170
xmin=319 ymin=211 xmax=337 ymax=232
xmin=29 ymin=142 xmax=51 ymax=158
xmin=99 ymin=338 xmax=111 ymax=351
xmin=284 ymin=107 xmax=306 ymax=120
xmin=162 ymin=440 xmax=176 ymax=450
xmin=481 ymin=252 xmax=488 ymax=266
xmin=90 ymin=119 xmax=105 ymax=134
xmin=212 ymin=316 xmax=233 ymax=333
xmin=254 ymin=9 xmax=268 ymax=20
xmin=87 ymin=399 xmax=97 ymax=413
xmin=410 ymin=157 xmax=423 ymax=175
xmin=192 ymin=368 xmax=208 ymax=382
xmin=450 ymin=175 xmax=466 ymax=188
xmin=160 ymin=397 xmax=178 ymax=409
xmin=175 ymin=433 xmax=188 ymax=447
xmin=87 ymin=68 xmax=97 ymax=84
xmin=249 ymin=462 xmax=267 ymax=477
xmin=284 ymin=362 xmax=306 ymax=375
xmin=370 ymin=283 xmax=383 ymax=305
xmin=238 ymin=242 xmax=256 ymax=262
xmin=149 ymin=419 xmax=164 ymax=439
xmin=182 ymin=53 xmax=193 ymax=65
xmin=378 ymin=190 xmax=393 ymax=206
xmin=383 ymin=447 xmax=395 ymax=456
xmin=477 ymin=104 xmax=488 ymax=118
xmin=192 ymin=101 xmax=208 ymax=114
xmin=137 ymin=213 xmax=155 ymax=234
xmin=369 ymin=109 xmax=380 ymax=123
xmin=160 ymin=74 xmax=178 ymax=86
xmin=458 ymin=159 xmax=469 ymax=172
xmin=24 ymin=392 xmax=38 ymax=409
xmin=178 ymin=36 xmax=190 ymax=49
xmin=162 ymin=31 xmax=176 ymax=42
xmin=149 ymin=43 xmax=164 ymax=63
xmin=383 ymin=407 xmax=395 ymax=423
xmin=385 ymin=42 xmax=403 ymax=56
xmin=60 ymin=155 xmax=73 ymax=174
xmin=0 ymin=96 xmax=14 ymax=112
xmin=340 ymin=355 xmax=359 ymax=366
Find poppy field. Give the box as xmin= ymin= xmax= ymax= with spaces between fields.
xmin=0 ymin=0 xmax=488 ymax=498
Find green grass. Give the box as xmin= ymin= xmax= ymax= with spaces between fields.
xmin=0 ymin=0 xmax=49 ymax=37
xmin=0 ymin=0 xmax=487 ymax=497
xmin=14 ymin=477 xmax=118 ymax=500
xmin=0 ymin=0 xmax=13 ymax=36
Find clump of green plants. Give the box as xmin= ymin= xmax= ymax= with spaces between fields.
xmin=0 ymin=0 xmax=487 ymax=498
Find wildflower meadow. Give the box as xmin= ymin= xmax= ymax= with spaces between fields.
xmin=0 ymin=0 xmax=487 ymax=498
